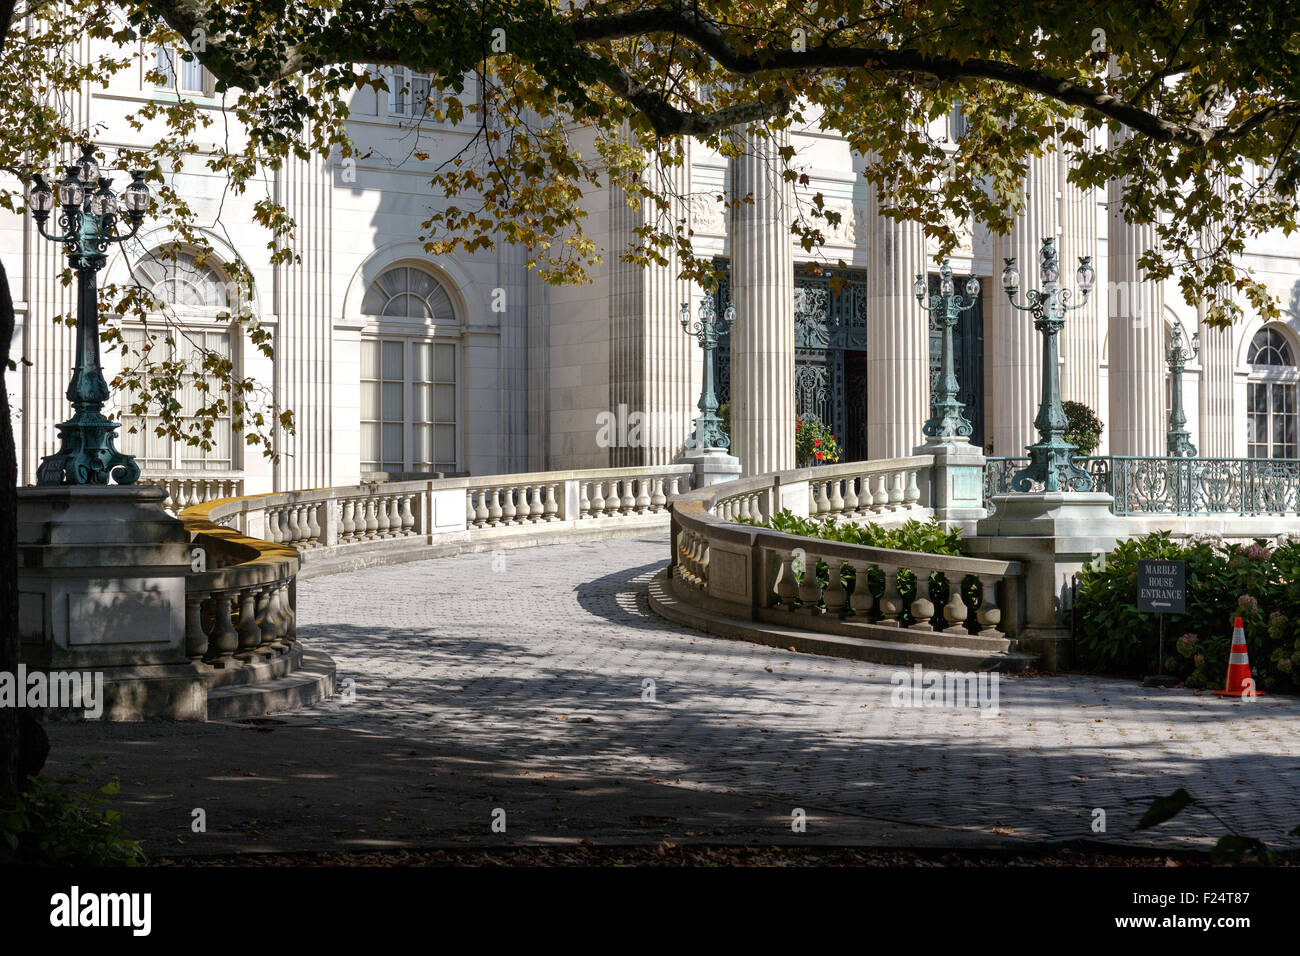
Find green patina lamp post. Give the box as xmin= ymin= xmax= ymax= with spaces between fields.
xmin=28 ymin=144 xmax=151 ymax=486
xmin=914 ymin=259 xmax=980 ymax=443
xmin=1002 ymin=237 xmax=1096 ymax=493
xmin=1166 ymin=319 xmax=1200 ymax=458
xmin=680 ymin=297 xmax=734 ymax=451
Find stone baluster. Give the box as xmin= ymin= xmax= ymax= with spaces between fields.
xmin=590 ymin=480 xmax=606 ymax=518
xmin=849 ymin=562 xmax=874 ymax=618
xmin=612 ymin=480 xmax=629 ymax=516
xmin=843 ymin=476 xmax=859 ymax=514
xmin=466 ymin=491 xmax=477 ymax=527
xmin=306 ymin=503 xmax=322 ymax=544
xmin=814 ymin=480 xmax=831 ymax=515
xmin=650 ymin=479 xmax=667 ymax=513
xmin=635 ymin=478 xmax=651 ymax=514
xmin=822 ymin=559 xmax=847 ymax=616
xmin=797 ymin=552 xmax=822 ymax=613
xmin=904 ymin=469 xmax=921 ymax=510
xmin=341 ymin=499 xmax=357 ymax=539
xmin=943 ymin=574 xmax=969 ymax=634
xmin=771 ymin=551 xmax=799 ymax=608
xmin=977 ymin=580 xmax=1004 ymax=637
xmin=184 ymin=594 xmax=208 ymax=661
xmin=473 ymin=489 xmax=490 ymax=527
xmin=206 ymin=591 xmax=240 ymax=662
xmin=578 ymin=481 xmax=592 ymax=518
xmin=910 ymin=572 xmax=935 ymax=631
xmin=888 ymin=472 xmax=904 ymax=512
xmin=374 ymin=494 xmax=391 ymax=536
xmin=263 ymin=508 xmax=281 ymax=543
xmin=872 ymin=474 xmax=889 ymax=513
xmin=501 ymin=485 xmax=518 ymax=524
xmin=254 ymin=587 xmax=276 ymax=649
xmin=401 ymin=495 xmax=415 ymax=535
xmin=542 ymin=484 xmax=558 ymax=521
xmin=877 ymin=569 xmax=903 ymax=626
xmin=828 ymin=479 xmax=845 ymax=515
xmin=236 ymin=588 xmax=261 ymax=656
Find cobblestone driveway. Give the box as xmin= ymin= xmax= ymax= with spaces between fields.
xmin=296 ymin=537 xmax=1300 ymax=847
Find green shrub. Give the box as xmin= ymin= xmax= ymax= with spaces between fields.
xmin=1075 ymin=531 xmax=1300 ymax=691
xmin=736 ymin=510 xmax=974 ymax=625
xmin=1063 ymin=400 xmax=1104 ymax=456
xmin=0 ymin=764 xmax=145 ymax=866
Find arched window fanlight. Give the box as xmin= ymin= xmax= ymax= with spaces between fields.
xmin=1248 ymin=327 xmax=1293 ymax=367
xmin=361 ymin=266 xmax=456 ymax=321
xmin=131 ymin=250 xmax=231 ymax=310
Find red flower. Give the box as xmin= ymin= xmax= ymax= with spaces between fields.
xmin=815 ymin=452 xmax=824 ymax=460
xmin=813 ymin=439 xmax=821 ymax=447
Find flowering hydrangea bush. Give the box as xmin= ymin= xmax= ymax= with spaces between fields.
xmin=1075 ymin=531 xmax=1300 ymax=692
xmin=794 ymin=417 xmax=842 ymax=467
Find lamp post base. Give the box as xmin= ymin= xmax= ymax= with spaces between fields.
xmin=36 ymin=410 xmax=140 ymax=486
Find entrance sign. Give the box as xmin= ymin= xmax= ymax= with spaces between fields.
xmin=1137 ymin=560 xmax=1186 ymax=614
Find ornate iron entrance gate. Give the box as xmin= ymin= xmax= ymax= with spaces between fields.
xmin=927 ymin=269 xmax=986 ymax=449
xmin=711 ymin=260 xmax=870 ymax=462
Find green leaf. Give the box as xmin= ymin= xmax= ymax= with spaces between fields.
xmin=1135 ymin=789 xmax=1195 ymax=830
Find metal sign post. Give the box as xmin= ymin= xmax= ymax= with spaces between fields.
xmin=1137 ymin=560 xmax=1187 ymax=688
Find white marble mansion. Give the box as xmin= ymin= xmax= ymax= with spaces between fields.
xmin=6 ymin=47 xmax=1300 ymax=497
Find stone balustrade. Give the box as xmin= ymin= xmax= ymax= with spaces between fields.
xmin=182 ymin=464 xmax=698 ymax=579
xmin=658 ymin=458 xmax=1032 ymax=670
xmin=178 ymin=510 xmax=300 ymax=667
xmin=138 ymin=473 xmax=244 ymax=515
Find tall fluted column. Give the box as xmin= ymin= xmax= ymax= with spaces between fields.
xmin=1198 ymin=173 xmax=1234 ymax=457
xmin=990 ymin=152 xmax=1059 ymax=458
xmin=865 ymin=159 xmax=929 ymax=459
xmin=729 ymin=128 xmax=794 ymax=476
xmin=1059 ymin=123 xmax=1102 ymax=415
xmin=608 ymin=139 xmax=696 ymax=466
xmin=1107 ymin=145 xmax=1166 ymax=456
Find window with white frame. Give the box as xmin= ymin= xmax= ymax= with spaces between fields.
xmin=383 ymin=66 xmax=440 ymax=118
xmin=118 ymin=251 xmax=236 ymax=471
xmin=360 ymin=339 xmax=457 ymax=473
xmin=154 ymin=43 xmax=209 ymax=95
xmin=1246 ymin=326 xmax=1298 ymax=459
xmin=360 ymin=266 xmax=458 ymax=474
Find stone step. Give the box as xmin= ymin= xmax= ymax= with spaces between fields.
xmin=762 ymin=606 xmax=1020 ymax=653
xmin=203 ymin=643 xmax=304 ymax=689
xmin=649 ymin=571 xmax=1038 ymax=673
xmin=206 ymin=649 xmax=336 ymax=720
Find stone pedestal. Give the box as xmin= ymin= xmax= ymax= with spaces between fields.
xmin=915 ymin=439 xmax=986 ymax=530
xmin=965 ymin=492 xmax=1128 ymax=669
xmin=18 ymin=485 xmax=204 ymax=717
xmin=680 ymin=448 xmax=742 ymax=488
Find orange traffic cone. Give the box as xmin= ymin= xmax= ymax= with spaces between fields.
xmin=1214 ymin=617 xmax=1265 ymax=698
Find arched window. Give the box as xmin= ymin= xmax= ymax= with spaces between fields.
xmin=361 ymin=266 xmax=456 ymax=321
xmin=119 ymin=250 xmax=237 ymax=472
xmin=1247 ymin=326 xmax=1298 ymax=459
xmin=359 ymin=266 xmax=458 ymax=474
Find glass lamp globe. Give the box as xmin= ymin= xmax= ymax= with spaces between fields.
xmin=88 ymin=182 xmax=117 ymax=216
xmin=123 ymin=173 xmax=150 ymax=215
xmin=76 ymin=145 xmax=100 ymax=185
xmin=1000 ymin=258 xmax=1020 ymax=292
xmin=1076 ymin=256 xmax=1096 ymax=293
xmin=29 ymin=175 xmax=54 ymax=214
xmin=913 ymin=273 xmax=927 ymax=300
xmin=940 ymin=272 xmax=955 ymax=297
xmin=965 ymin=276 xmax=981 ymax=297
xmin=57 ymin=168 xmax=84 ymax=208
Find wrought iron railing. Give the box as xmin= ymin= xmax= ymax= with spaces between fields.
xmin=984 ymin=455 xmax=1300 ymax=516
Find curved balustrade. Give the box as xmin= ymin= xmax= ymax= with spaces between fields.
xmin=180 ymin=465 xmax=698 ymax=579
xmin=178 ymin=506 xmax=300 ymax=667
xmin=664 ymin=458 xmax=1027 ymax=664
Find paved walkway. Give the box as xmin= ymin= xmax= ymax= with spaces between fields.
xmin=46 ymin=536 xmax=1300 ymax=853
xmin=292 ymin=537 xmax=1300 ymax=848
